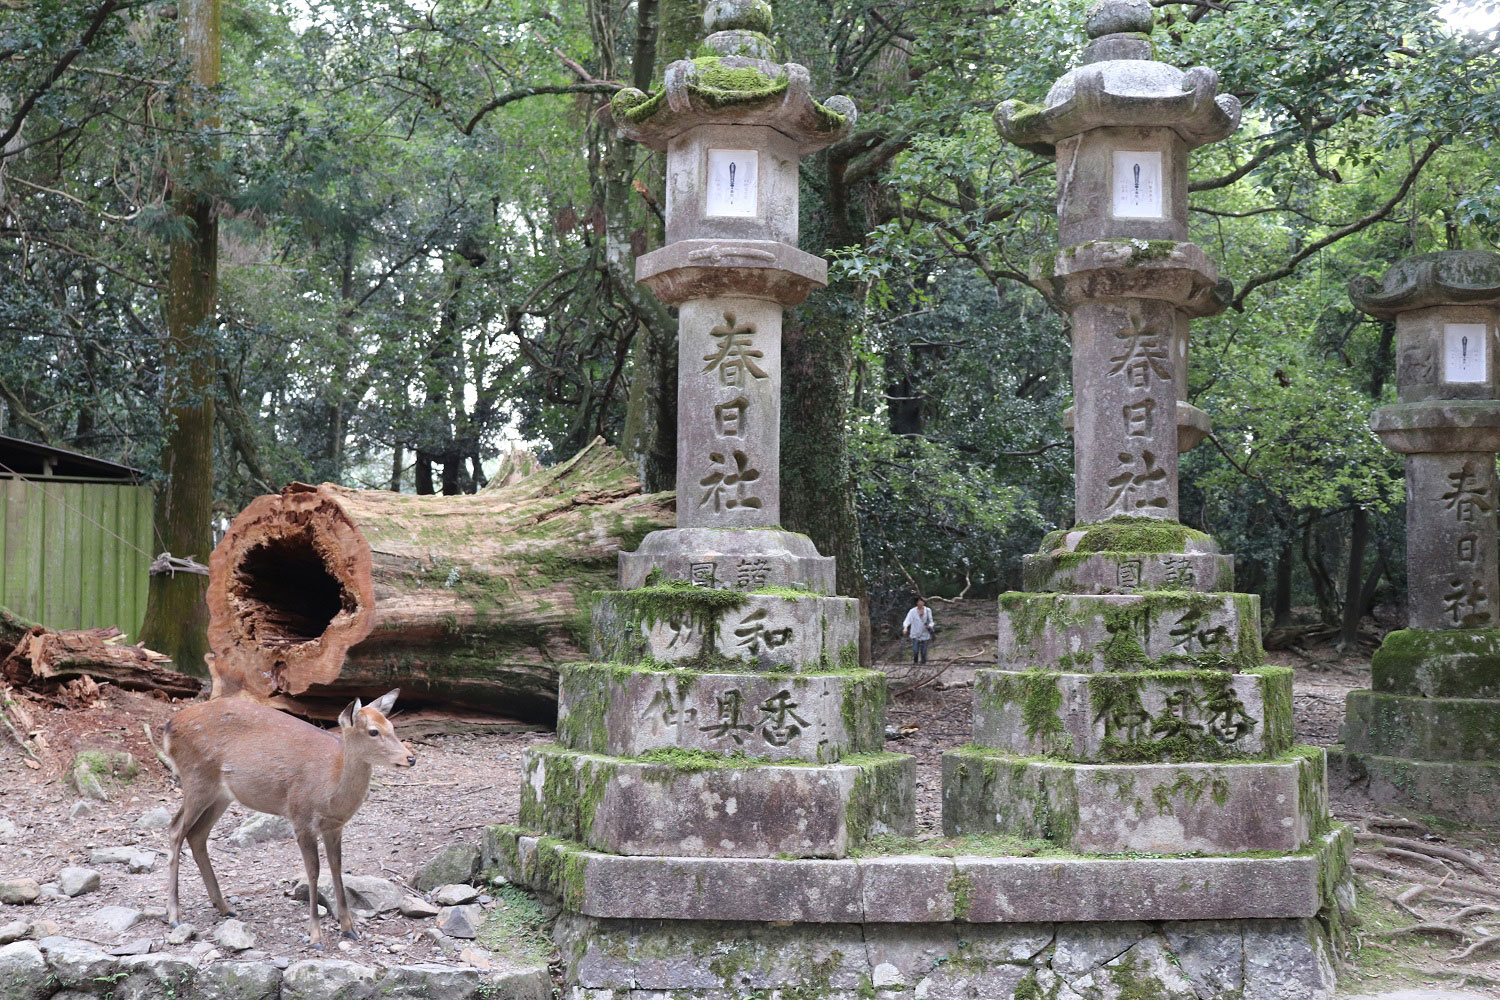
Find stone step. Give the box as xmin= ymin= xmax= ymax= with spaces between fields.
xmin=997 ymin=591 xmax=1263 ymax=673
xmin=1371 ymin=628 xmax=1500 ymax=698
xmin=1022 ymin=550 xmax=1234 ymax=595
xmin=557 ymin=663 xmax=886 ymax=762
xmin=1327 ymin=748 xmax=1500 ymax=826
xmin=941 ymin=747 xmax=1328 ymax=855
xmin=519 ymin=744 xmax=914 ymax=859
xmin=592 ymin=588 xmax=859 ymax=673
xmin=1344 ymin=690 xmax=1500 ymax=761
xmin=485 ymin=824 xmax=1350 ymax=923
xmin=972 ymin=667 xmax=1293 ymax=761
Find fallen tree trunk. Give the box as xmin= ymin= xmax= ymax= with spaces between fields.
xmin=0 ymin=616 xmax=199 ymax=699
xmin=206 ymin=438 xmax=673 ymax=721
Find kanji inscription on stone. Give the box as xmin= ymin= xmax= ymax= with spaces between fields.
xmin=734 ymin=608 xmax=793 ymax=654
xmin=702 ymin=312 xmax=769 ymax=387
xmin=1104 ymin=451 xmax=1170 ymax=515
xmin=1441 ymin=461 xmax=1493 ymax=523
xmin=758 ymin=690 xmax=809 ymax=746
xmin=699 ymin=449 xmax=763 ymax=511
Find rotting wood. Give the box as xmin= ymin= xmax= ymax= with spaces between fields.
xmin=0 ymin=609 xmax=198 ymax=700
xmin=206 ymin=438 xmax=673 ymax=721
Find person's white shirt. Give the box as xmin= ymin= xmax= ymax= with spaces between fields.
xmin=903 ymin=604 xmax=934 ymax=641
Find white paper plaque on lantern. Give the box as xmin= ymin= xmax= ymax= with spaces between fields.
xmin=1444 ymin=322 xmax=1488 ymax=384
xmin=706 ymin=148 xmax=759 ymax=217
xmin=1111 ymin=150 xmax=1163 ymax=219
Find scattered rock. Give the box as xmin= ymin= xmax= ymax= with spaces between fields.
xmin=0 ymin=816 xmax=17 ymax=841
xmin=292 ymin=873 xmax=404 ymax=916
xmin=458 ymin=945 xmax=493 ymax=970
xmin=0 ymin=879 xmax=40 ymax=905
xmin=140 ymin=906 xmax=167 ymax=921
xmin=90 ymin=906 xmax=145 ymax=935
xmin=419 ymin=926 xmax=448 ymax=947
xmin=383 ymin=962 xmax=488 ymax=997
xmin=166 ymin=923 xmax=196 ymax=946
xmin=413 ymin=842 xmax=480 ymax=892
xmin=135 ymin=806 xmax=173 ymax=831
xmin=57 ymin=868 xmax=100 ymax=898
xmin=214 ymin=919 xmax=256 ymax=952
xmin=37 ymin=884 xmax=66 ymax=903
xmin=27 ymin=920 xmax=61 ymax=939
xmin=67 ymin=801 xmax=93 ymax=820
xmin=433 ymin=883 xmax=480 ymax=906
xmin=434 ymin=904 xmax=483 ymax=940
xmin=127 ymin=851 xmax=157 ymax=874
xmin=106 ymin=937 xmax=156 ymax=956
xmin=196 ymin=959 xmax=282 ymax=998
xmin=90 ymin=846 xmax=135 ymax=865
xmin=281 ymin=958 xmax=376 ymax=999
xmin=188 ymin=942 xmax=220 ymax=963
xmin=398 ymin=896 xmax=440 ymax=919
xmin=0 ymin=920 xmax=27 ymax=944
xmin=226 ymin=812 xmax=294 ymax=848
xmin=65 ymin=749 xmax=139 ymax=801
xmin=0 ymin=940 xmax=49 ymax=1000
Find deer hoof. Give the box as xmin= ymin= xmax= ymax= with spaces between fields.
xmin=342 ymin=929 xmax=359 ymax=940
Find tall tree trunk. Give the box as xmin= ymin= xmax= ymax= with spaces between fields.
xmin=390 ymin=443 xmax=403 ymax=492
xmin=138 ymin=0 xmax=220 ymax=675
xmin=1273 ymin=538 xmax=1295 ymax=629
xmin=1338 ymin=507 xmax=1369 ymax=648
xmin=415 ymin=452 xmax=435 ymax=495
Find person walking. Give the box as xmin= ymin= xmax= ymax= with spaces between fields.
xmin=902 ymin=597 xmax=935 ymax=665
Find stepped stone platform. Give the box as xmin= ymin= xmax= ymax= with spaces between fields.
xmin=1330 ymin=628 xmax=1500 ymax=824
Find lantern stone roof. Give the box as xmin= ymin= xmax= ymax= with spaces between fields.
xmin=996 ymin=0 xmax=1241 ymax=157
xmin=610 ymin=0 xmax=856 ymax=153
xmin=1349 ymin=250 xmax=1500 ymax=317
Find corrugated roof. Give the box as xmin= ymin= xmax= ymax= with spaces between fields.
xmin=0 ymin=434 xmax=143 ymax=482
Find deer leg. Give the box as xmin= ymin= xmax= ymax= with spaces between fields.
xmin=166 ymin=787 xmax=223 ymax=925
xmin=323 ymin=829 xmax=357 ymax=939
xmin=295 ymin=828 xmax=324 ymax=950
xmin=184 ymin=796 xmax=234 ymax=917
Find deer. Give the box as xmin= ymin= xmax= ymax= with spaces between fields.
xmin=161 ymin=688 xmax=415 ymax=949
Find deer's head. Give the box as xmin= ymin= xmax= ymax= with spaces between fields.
xmin=338 ymin=689 xmax=416 ymax=768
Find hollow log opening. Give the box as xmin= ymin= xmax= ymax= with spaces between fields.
xmin=232 ymin=534 xmax=350 ymax=648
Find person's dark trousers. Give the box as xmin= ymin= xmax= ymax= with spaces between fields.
xmin=912 ymin=638 xmax=929 ymax=664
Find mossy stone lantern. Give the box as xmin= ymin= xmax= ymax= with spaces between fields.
xmin=1333 ymin=250 xmax=1500 ymax=824
xmin=998 ymin=0 xmax=1241 ymax=521
xmin=610 ymin=0 xmax=856 ymax=591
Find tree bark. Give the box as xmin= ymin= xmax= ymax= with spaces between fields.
xmin=205 ymin=439 xmax=672 ymax=720
xmin=1273 ymin=538 xmax=1295 ymax=629
xmin=1338 ymin=507 xmax=1370 ymax=648
xmin=138 ymin=0 xmax=220 ymax=677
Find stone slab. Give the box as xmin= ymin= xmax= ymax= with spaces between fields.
xmin=972 ymin=667 xmax=1293 ymax=761
xmin=941 ymin=747 xmax=1327 ymax=854
xmin=491 ymin=826 xmax=1349 ymax=923
xmin=592 ymin=590 xmax=859 ymax=672
xmin=997 ymin=591 xmax=1263 ymax=673
xmin=1022 ymin=549 xmax=1234 ymax=594
xmin=1328 ymin=747 xmax=1500 ymax=825
xmin=619 ymin=527 xmax=836 ymax=593
xmin=520 ymin=745 xmax=915 ymax=858
xmin=557 ymin=663 xmax=886 ymax=761
xmin=547 ymin=912 xmax=1338 ymax=999
xmin=1343 ymin=689 xmax=1500 ymax=761
xmin=1371 ymin=628 xmax=1500 ymax=698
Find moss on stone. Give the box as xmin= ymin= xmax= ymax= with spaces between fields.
xmin=1006 ymin=99 xmax=1048 ymax=134
xmin=1041 ymin=516 xmax=1212 ymax=555
xmin=947 ymin=869 xmax=975 ymax=921
xmin=843 ymin=752 xmax=914 ymax=846
xmin=1124 ymin=238 xmax=1180 ymax=265
xmin=1371 ymin=627 xmax=1500 ymax=698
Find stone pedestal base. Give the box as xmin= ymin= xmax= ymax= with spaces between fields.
xmin=619 ymin=527 xmax=837 ymax=593
xmin=1327 ymin=749 xmax=1500 ymax=825
xmin=484 ymin=826 xmax=1351 ymax=1000
xmin=1335 ymin=627 xmax=1500 ymax=823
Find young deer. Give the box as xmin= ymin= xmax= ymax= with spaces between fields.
xmin=162 ymin=689 xmax=415 ymax=949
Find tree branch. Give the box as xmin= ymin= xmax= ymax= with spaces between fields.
xmin=463 ymin=83 xmax=620 ymax=135
xmin=1232 ymin=139 xmax=1443 ymax=310
xmin=0 ymin=1 xmax=125 ymax=156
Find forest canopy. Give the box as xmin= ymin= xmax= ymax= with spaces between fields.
xmin=4 ymin=0 xmax=1500 ymax=659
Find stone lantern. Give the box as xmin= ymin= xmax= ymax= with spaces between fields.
xmin=1332 ymin=250 xmax=1500 ymax=823
xmin=939 ymin=2 xmax=1352 ymax=993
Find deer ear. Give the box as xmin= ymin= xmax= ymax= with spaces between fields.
xmin=370 ymin=689 xmax=399 ymax=716
xmin=338 ymin=699 xmax=362 ymax=729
